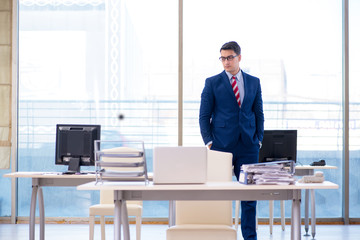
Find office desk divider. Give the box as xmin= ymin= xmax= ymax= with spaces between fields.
xmin=94 ymin=140 xmax=149 ymax=184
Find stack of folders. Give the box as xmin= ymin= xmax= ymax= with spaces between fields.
xmin=239 ymin=162 xmax=296 ymax=185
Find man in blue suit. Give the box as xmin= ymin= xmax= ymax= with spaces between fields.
xmin=199 ymin=41 xmax=264 ymax=240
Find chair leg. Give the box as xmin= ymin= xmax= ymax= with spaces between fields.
xmin=89 ymin=215 xmax=95 ymax=240
xmin=281 ymin=200 xmax=285 ymax=231
xmin=269 ymin=200 xmax=274 ymax=234
xmin=235 ymin=200 xmax=240 ymax=232
xmin=100 ymin=216 xmax=106 ymax=240
xmin=136 ymin=216 xmax=141 ymax=240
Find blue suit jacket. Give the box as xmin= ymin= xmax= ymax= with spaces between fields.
xmin=199 ymin=70 xmax=264 ymax=150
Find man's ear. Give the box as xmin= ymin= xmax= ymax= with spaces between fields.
xmin=238 ymin=54 xmax=242 ymax=62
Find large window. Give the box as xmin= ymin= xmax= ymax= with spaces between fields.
xmin=17 ymin=0 xmax=177 ymax=218
xmin=183 ymin=0 xmax=342 ymax=218
xmin=0 ymin=0 xmax=355 ymax=220
xmin=349 ymin=0 xmax=360 ymax=218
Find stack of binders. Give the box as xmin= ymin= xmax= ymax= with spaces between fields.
xmin=239 ymin=161 xmax=296 ymax=185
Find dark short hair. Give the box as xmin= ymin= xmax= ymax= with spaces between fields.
xmin=220 ymin=41 xmax=241 ymax=55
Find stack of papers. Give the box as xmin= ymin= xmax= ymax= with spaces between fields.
xmin=240 ymin=163 xmax=296 ymax=185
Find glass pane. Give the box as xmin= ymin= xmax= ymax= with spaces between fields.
xmin=18 ymin=0 xmax=177 ymax=218
xmin=349 ymin=0 xmax=360 ymax=218
xmin=0 ymin=168 xmax=11 ymax=217
xmin=183 ymin=0 xmax=342 ymax=218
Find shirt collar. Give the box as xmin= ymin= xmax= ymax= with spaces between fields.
xmin=225 ymin=69 xmax=242 ymax=81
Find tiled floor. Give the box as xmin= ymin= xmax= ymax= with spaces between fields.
xmin=0 ymin=223 xmax=359 ymax=240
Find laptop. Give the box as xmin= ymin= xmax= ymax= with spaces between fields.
xmin=153 ymin=146 xmax=207 ymax=184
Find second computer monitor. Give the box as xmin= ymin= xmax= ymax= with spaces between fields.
xmin=259 ymin=130 xmax=297 ymax=163
xmin=55 ymin=124 xmax=101 ymax=173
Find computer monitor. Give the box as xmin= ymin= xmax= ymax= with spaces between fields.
xmin=259 ymin=130 xmax=297 ymax=163
xmin=55 ymin=124 xmax=101 ymax=173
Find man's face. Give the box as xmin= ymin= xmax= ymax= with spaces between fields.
xmin=220 ymin=49 xmax=241 ymax=75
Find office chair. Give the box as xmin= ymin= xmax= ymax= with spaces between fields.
xmin=89 ymin=190 xmax=142 ymax=240
xmin=89 ymin=146 xmax=144 ymax=240
xmin=166 ymin=150 xmax=237 ymax=240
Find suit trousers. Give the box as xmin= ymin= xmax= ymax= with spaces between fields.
xmin=213 ymin=138 xmax=259 ymax=240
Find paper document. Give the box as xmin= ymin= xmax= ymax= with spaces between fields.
xmin=239 ymin=162 xmax=296 ymax=185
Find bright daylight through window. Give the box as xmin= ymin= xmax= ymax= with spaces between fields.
xmin=1 ymin=0 xmax=355 ymax=220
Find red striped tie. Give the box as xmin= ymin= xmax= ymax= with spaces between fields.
xmin=231 ymin=76 xmax=241 ymax=107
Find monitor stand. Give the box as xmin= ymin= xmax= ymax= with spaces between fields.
xmin=264 ymin=157 xmax=289 ymax=162
xmin=63 ymin=158 xmax=81 ymax=174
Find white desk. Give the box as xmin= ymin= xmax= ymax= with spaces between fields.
xmin=77 ymin=180 xmax=338 ymax=240
xmin=293 ymin=165 xmax=337 ymax=238
xmin=236 ymin=165 xmax=338 ymax=236
xmin=4 ymin=172 xmax=151 ymax=240
xmin=269 ymin=165 xmax=338 ymax=237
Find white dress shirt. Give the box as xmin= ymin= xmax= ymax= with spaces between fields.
xmin=225 ymin=69 xmax=245 ymax=105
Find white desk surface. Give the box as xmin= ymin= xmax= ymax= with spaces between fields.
xmin=4 ymin=166 xmax=337 ymax=179
xmin=4 ymin=172 xmax=97 ymax=178
xmin=77 ymin=181 xmax=338 ymax=191
xmin=4 ymin=172 xmax=338 ymax=190
xmin=4 ymin=171 xmax=153 ymax=180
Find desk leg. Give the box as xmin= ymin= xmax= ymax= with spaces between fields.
xmin=235 ymin=200 xmax=240 ymax=232
xmin=30 ymin=183 xmax=38 ymax=240
xmin=114 ymin=194 xmax=122 ymax=240
xmin=281 ymin=200 xmax=285 ymax=231
xmin=38 ymin=187 xmax=45 ymax=240
xmin=311 ymin=189 xmax=316 ymax=239
xmin=304 ymin=189 xmax=310 ymax=236
xmin=269 ymin=200 xmax=274 ymax=234
xmin=168 ymin=200 xmax=175 ymax=227
xmin=121 ymin=200 xmax=130 ymax=240
xmin=291 ymin=190 xmax=301 ymax=240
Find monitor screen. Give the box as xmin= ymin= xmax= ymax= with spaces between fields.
xmin=259 ymin=130 xmax=297 ymax=163
xmin=55 ymin=124 xmax=101 ymax=173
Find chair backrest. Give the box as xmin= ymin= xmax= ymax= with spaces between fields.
xmin=175 ymin=150 xmax=233 ymax=226
xmin=207 ymin=150 xmax=233 ymax=182
xmin=100 ymin=146 xmax=143 ymax=206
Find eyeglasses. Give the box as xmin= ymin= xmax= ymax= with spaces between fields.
xmin=219 ymin=55 xmax=238 ymax=62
